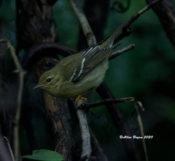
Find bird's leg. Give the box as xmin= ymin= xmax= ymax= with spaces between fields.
xmin=75 ymin=95 xmax=87 ymax=105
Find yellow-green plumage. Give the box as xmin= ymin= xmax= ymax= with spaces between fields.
xmin=37 ymin=27 xmax=120 ymax=98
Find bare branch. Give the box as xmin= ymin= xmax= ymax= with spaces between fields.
xmin=96 ymin=83 xmax=141 ymax=161
xmin=146 ymin=0 xmax=175 ymax=49
xmin=76 ymin=99 xmax=92 ymax=160
xmin=22 ymin=43 xmax=76 ymax=69
xmin=80 ymin=97 xmax=135 ymax=111
xmin=109 ymin=44 xmax=135 ymax=60
xmin=0 ymin=39 xmax=25 ymax=161
xmin=135 ymin=101 xmax=149 ymax=161
xmin=67 ymin=1 xmax=97 ymax=159
xmin=115 ymin=0 xmax=162 ymax=42
xmin=0 ymin=134 xmax=13 ymax=161
xmin=68 ymin=0 xmax=97 ymax=46
xmin=4 ymin=137 xmax=15 ymax=161
xmin=90 ymin=129 xmax=109 ymax=161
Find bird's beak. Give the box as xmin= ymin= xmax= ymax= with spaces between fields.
xmin=33 ymin=84 xmax=42 ymax=90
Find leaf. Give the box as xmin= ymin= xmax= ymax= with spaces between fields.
xmin=22 ymin=149 xmax=64 ymax=161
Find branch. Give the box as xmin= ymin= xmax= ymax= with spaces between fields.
xmin=0 ymin=39 xmax=25 ymax=161
xmin=4 ymin=137 xmax=15 ymax=161
xmin=0 ymin=134 xmax=13 ymax=161
xmin=146 ymin=0 xmax=175 ymax=49
xmin=135 ymin=101 xmax=149 ymax=161
xmin=80 ymin=97 xmax=135 ymax=111
xmin=68 ymin=0 xmax=97 ymax=159
xmin=90 ymin=129 xmax=109 ymax=161
xmin=109 ymin=44 xmax=135 ymax=60
xmin=115 ymin=0 xmax=162 ymax=42
xmin=96 ymin=83 xmax=141 ymax=161
xmin=68 ymin=0 xmax=97 ymax=46
xmin=76 ymin=99 xmax=92 ymax=160
xmin=22 ymin=43 xmax=76 ymax=69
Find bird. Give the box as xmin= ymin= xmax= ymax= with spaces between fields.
xmin=35 ymin=27 xmax=121 ymax=101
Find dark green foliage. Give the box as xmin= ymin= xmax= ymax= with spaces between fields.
xmin=22 ymin=149 xmax=64 ymax=161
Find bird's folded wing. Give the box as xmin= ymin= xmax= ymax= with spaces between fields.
xmin=62 ymin=45 xmax=111 ymax=83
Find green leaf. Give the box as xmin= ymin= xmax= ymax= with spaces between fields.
xmin=22 ymin=149 xmax=64 ymax=161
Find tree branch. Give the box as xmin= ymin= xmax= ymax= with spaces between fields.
xmin=74 ymin=98 xmax=91 ymax=161
xmin=115 ymin=0 xmax=162 ymax=42
xmin=109 ymin=44 xmax=135 ymax=60
xmin=0 ymin=134 xmax=13 ymax=161
xmin=0 ymin=39 xmax=25 ymax=161
xmin=22 ymin=43 xmax=76 ymax=69
xmin=68 ymin=0 xmax=97 ymax=46
xmin=90 ymin=129 xmax=108 ymax=161
xmin=146 ymin=0 xmax=175 ymax=49
xmin=4 ymin=137 xmax=15 ymax=161
xmin=68 ymin=0 xmax=98 ymax=159
xmin=135 ymin=102 xmax=149 ymax=161
xmin=96 ymin=83 xmax=141 ymax=161
xmin=80 ymin=97 xmax=135 ymax=111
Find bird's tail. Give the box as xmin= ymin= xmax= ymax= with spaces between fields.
xmin=100 ymin=24 xmax=122 ymax=49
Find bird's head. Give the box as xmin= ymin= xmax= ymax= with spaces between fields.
xmin=34 ymin=68 xmax=64 ymax=96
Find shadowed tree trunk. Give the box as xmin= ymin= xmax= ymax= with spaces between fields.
xmin=146 ymin=0 xmax=175 ymax=49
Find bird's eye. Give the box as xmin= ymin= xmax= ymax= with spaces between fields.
xmin=46 ymin=78 xmax=52 ymax=82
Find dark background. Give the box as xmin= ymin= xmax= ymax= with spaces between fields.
xmin=0 ymin=0 xmax=175 ymax=161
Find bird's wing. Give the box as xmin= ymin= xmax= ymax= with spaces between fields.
xmin=61 ymin=45 xmax=111 ymax=83
xmin=59 ymin=53 xmax=83 ymax=82
xmin=60 ymin=25 xmax=122 ymax=82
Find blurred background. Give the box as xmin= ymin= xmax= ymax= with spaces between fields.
xmin=0 ymin=0 xmax=175 ymax=161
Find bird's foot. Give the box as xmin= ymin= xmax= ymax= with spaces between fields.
xmin=75 ymin=95 xmax=87 ymax=106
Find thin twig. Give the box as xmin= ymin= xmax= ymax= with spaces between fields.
xmin=135 ymin=101 xmax=149 ymax=161
xmin=109 ymin=44 xmax=135 ymax=60
xmin=4 ymin=137 xmax=15 ymax=161
xmin=68 ymin=0 xmax=97 ymax=46
xmin=80 ymin=97 xmax=135 ymax=111
xmin=146 ymin=0 xmax=175 ymax=49
xmin=0 ymin=134 xmax=13 ymax=161
xmin=96 ymin=83 xmax=141 ymax=161
xmin=90 ymin=129 xmax=109 ymax=161
xmin=0 ymin=39 xmax=25 ymax=161
xmin=115 ymin=0 xmax=162 ymax=42
xmin=126 ymin=0 xmax=161 ymax=26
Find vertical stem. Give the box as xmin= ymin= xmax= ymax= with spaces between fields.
xmin=77 ymin=109 xmax=91 ymax=159
xmin=0 ymin=134 xmax=13 ymax=161
xmin=97 ymin=83 xmax=141 ymax=161
xmin=14 ymin=72 xmax=24 ymax=161
xmin=135 ymin=103 xmax=149 ymax=161
xmin=68 ymin=0 xmax=97 ymax=46
xmin=4 ymin=137 xmax=15 ymax=161
xmin=0 ymin=39 xmax=25 ymax=161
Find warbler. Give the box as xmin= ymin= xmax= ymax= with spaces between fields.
xmin=36 ymin=27 xmax=121 ymax=98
